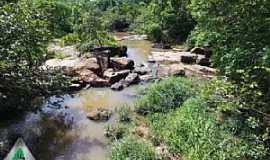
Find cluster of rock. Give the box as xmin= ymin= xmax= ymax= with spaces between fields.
xmin=44 ymin=55 xmax=152 ymax=91
xmin=148 ymin=47 xmax=216 ymax=78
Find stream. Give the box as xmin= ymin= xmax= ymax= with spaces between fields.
xmin=0 ymin=39 xmax=153 ymax=160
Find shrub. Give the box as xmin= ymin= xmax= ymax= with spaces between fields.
xmin=136 ymin=77 xmax=198 ymax=114
xmin=111 ymin=136 xmax=156 ymax=160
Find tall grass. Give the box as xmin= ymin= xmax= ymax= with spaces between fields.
xmin=111 ymin=136 xmax=156 ymax=160
xmin=111 ymin=77 xmax=267 ymax=160
xmin=149 ymin=97 xmax=266 ymax=160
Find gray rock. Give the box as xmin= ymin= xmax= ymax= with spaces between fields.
xmin=110 ymin=57 xmax=135 ymax=70
xmin=111 ymin=82 xmax=124 ymax=91
xmin=134 ymin=66 xmax=151 ymax=75
xmin=123 ymin=73 xmax=140 ymax=86
xmin=103 ymin=69 xmax=130 ymax=84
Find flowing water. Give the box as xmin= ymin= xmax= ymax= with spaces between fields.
xmin=0 ymin=38 xmax=152 ymax=160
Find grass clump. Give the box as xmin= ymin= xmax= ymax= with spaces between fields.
xmin=111 ymin=135 xmax=156 ymax=160
xmin=136 ymin=77 xmax=198 ymax=114
xmin=149 ymin=97 xmax=266 ymax=160
xmin=105 ymin=124 xmax=129 ymax=141
xmin=116 ymin=104 xmax=134 ymax=123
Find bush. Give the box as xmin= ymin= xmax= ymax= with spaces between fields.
xmin=60 ymin=33 xmax=80 ymax=46
xmin=136 ymin=77 xmax=198 ymax=114
xmin=111 ymin=136 xmax=156 ymax=160
xmin=148 ymin=97 xmax=267 ymax=160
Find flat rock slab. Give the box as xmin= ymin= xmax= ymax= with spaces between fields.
xmin=44 ymin=57 xmax=99 ymax=75
xmin=150 ymin=51 xmax=206 ymax=65
xmin=149 ymin=51 xmax=183 ymax=64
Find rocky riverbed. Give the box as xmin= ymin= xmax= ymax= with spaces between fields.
xmin=0 ymin=34 xmax=217 ymax=160
xmin=44 ymin=38 xmax=216 ymax=91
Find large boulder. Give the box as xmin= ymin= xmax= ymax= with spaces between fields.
xmin=110 ymin=57 xmax=135 ymax=70
xmin=44 ymin=57 xmax=100 ymax=76
xmin=74 ymin=58 xmax=100 ymax=73
xmin=91 ymin=46 xmax=127 ymax=57
xmin=191 ymin=47 xmax=212 ymax=58
xmin=181 ymin=53 xmax=198 ymax=64
xmin=44 ymin=58 xmax=80 ymax=76
xmin=87 ymin=108 xmax=112 ymax=121
xmin=76 ymin=69 xmax=110 ymax=87
xmin=103 ymin=69 xmax=130 ymax=84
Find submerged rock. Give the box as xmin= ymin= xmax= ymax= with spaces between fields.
xmin=87 ymin=108 xmax=112 ymax=121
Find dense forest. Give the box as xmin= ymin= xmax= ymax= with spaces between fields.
xmin=0 ymin=0 xmax=269 ymax=159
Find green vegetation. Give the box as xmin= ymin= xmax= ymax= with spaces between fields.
xmin=136 ymin=77 xmax=198 ymax=113
xmin=0 ymin=0 xmax=269 ymax=158
xmin=111 ymin=77 xmax=268 ymax=159
xmin=111 ymin=136 xmax=156 ymax=160
xmin=0 ymin=0 xmax=70 ymax=114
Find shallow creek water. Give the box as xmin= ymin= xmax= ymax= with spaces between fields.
xmin=0 ymin=39 xmax=153 ymax=160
